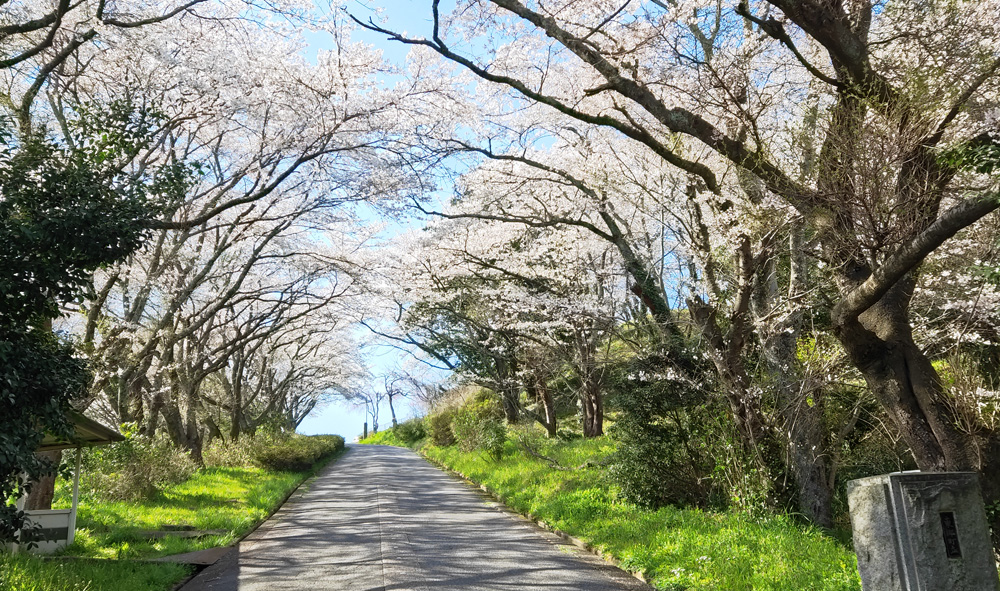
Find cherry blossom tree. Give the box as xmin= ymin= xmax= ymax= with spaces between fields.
xmin=20 ymin=1 xmax=424 ymax=463
xmin=356 ymin=0 xmax=1000 ymax=525
xmin=363 ymin=176 xmax=628 ymax=435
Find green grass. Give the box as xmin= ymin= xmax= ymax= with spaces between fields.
xmin=4 ymin=436 xmax=345 ymax=591
xmin=358 ymin=429 xmax=406 ymax=446
xmin=0 ymin=554 xmax=189 ymax=591
xmin=54 ymin=452 xmax=344 ymax=561
xmin=53 ymin=466 xmax=308 ymax=560
xmin=420 ymin=436 xmax=862 ymax=591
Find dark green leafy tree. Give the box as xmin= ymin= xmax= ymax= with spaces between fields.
xmin=0 ymin=102 xmax=191 ymax=542
xmin=607 ymin=349 xmax=721 ymax=509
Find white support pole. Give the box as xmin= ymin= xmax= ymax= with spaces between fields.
xmin=14 ymin=472 xmax=27 ymax=511
xmin=12 ymin=472 xmax=27 ymax=554
xmin=68 ymin=447 xmax=82 ymax=546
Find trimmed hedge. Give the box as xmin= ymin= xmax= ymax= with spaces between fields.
xmin=252 ymin=434 xmax=345 ymax=472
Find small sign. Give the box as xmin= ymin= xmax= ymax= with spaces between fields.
xmin=940 ymin=512 xmax=962 ymax=558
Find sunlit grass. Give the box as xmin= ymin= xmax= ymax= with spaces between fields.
xmin=423 ymin=437 xmax=862 ymax=591
xmin=52 ymin=455 xmax=341 ymax=561
xmin=358 ymin=429 xmax=405 ymax=446
xmin=3 ymin=440 xmax=344 ymax=590
xmin=0 ymin=553 xmax=189 ymax=591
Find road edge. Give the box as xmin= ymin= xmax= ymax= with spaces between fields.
xmin=415 ymin=448 xmax=654 ymax=589
xmin=170 ymin=446 xmax=350 ymax=590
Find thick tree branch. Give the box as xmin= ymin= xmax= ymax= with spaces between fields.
xmin=486 ymin=0 xmax=817 ymax=212
xmin=17 ymin=30 xmax=96 ymax=131
xmin=423 ymin=140 xmax=685 ymax=339
xmin=927 ymin=56 xmax=1000 ymax=146
xmin=420 ymin=198 xmax=615 ymax=241
xmin=145 ymin=140 xmax=368 ymax=230
xmin=99 ymin=0 xmax=207 ymax=28
xmin=833 ymin=192 xmax=1000 ymax=325
xmin=764 ymin=0 xmax=900 ymax=111
xmin=0 ymin=0 xmax=70 ymax=38
xmin=0 ymin=0 xmax=70 ymax=69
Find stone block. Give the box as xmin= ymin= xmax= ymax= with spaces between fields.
xmin=848 ymin=471 xmax=999 ymax=591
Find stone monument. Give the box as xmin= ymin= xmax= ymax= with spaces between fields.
xmin=848 ymin=471 xmax=999 ymax=591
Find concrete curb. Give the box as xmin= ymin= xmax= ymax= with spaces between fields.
xmin=418 ymin=450 xmax=653 ymax=589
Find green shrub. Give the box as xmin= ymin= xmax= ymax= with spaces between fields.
xmin=427 ymin=409 xmax=458 ymax=446
xmin=203 ymin=433 xmax=261 ymax=468
xmin=606 ymin=354 xmax=720 ymax=509
xmin=394 ymin=417 xmax=427 ymax=444
xmin=78 ymin=427 xmax=197 ymax=501
xmin=204 ymin=432 xmax=345 ymax=471
xmin=452 ymin=396 xmax=507 ymax=460
xmin=252 ymin=434 xmax=344 ymax=472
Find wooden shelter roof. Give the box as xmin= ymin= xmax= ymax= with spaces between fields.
xmin=37 ymin=412 xmax=124 ymax=451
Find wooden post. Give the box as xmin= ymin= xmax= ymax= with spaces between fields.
xmin=68 ymin=447 xmax=82 ymax=545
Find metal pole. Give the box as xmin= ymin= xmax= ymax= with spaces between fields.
xmin=68 ymin=447 xmax=82 ymax=545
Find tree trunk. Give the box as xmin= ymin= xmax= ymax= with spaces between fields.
xmin=688 ymin=291 xmax=772 ymax=462
xmin=495 ymin=352 xmax=522 ymax=424
xmin=144 ymin=390 xmax=164 ymax=438
xmin=500 ymin=393 xmax=520 ymax=423
xmin=388 ymin=393 xmax=398 ymax=429
xmin=784 ymin=402 xmax=833 ymax=527
xmin=835 ymin=301 xmax=1000 ymax=545
xmin=528 ymin=374 xmax=557 ymax=437
xmin=525 ymin=372 xmax=556 ymax=438
xmin=183 ymin=379 xmax=204 ymax=465
xmin=979 ymin=436 xmax=1000 ymax=550
xmin=701 ymin=338 xmax=770 ymax=459
xmin=24 ymin=451 xmax=61 ymax=511
xmin=834 ymin=281 xmax=977 ymax=473
xmin=226 ymin=356 xmax=243 ymax=441
xmin=184 ymin=435 xmax=204 ymax=466
xmin=541 ymin=385 xmax=557 ymax=438
xmin=581 ymin=383 xmax=604 ymax=437
xmin=204 ymin=415 xmax=224 ymax=444
xmin=160 ymin=399 xmax=185 ymax=447
xmin=757 ymin=228 xmax=834 ymax=527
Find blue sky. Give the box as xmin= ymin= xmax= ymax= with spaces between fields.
xmin=298 ymin=0 xmax=448 ymax=438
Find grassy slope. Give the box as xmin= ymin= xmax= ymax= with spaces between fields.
xmin=358 ymin=429 xmax=405 ymax=446
xmin=2 ymin=445 xmax=344 ymax=591
xmin=370 ymin=431 xmax=861 ymax=591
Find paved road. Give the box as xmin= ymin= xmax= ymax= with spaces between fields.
xmin=180 ymin=444 xmax=648 ymax=591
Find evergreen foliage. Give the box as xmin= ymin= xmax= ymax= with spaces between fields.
xmin=0 ymin=102 xmax=190 ymax=541
xmin=606 ymin=352 xmax=721 ymax=508
xmin=451 ymin=394 xmax=508 ymax=461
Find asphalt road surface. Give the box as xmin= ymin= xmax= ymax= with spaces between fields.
xmin=180 ymin=444 xmax=649 ymax=591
